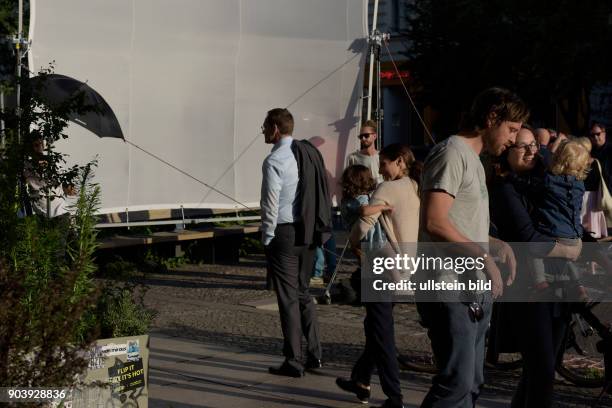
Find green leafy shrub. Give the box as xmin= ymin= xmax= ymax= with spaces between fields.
xmin=98 ymin=286 xmax=156 ymax=338
xmin=94 ymin=256 xmax=156 ymax=339
xmin=0 ymin=67 xmax=103 ymax=389
xmin=240 ymin=235 xmax=264 ymax=256
xmin=0 ymin=168 xmax=102 ymax=388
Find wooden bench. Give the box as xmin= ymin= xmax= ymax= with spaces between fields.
xmin=97 ymin=223 xmax=261 ymax=264
xmin=98 ymin=224 xmax=260 ymax=249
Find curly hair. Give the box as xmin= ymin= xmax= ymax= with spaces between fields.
xmin=575 ymin=137 xmax=592 ymax=153
xmin=341 ymin=165 xmax=376 ymax=200
xmin=550 ymin=141 xmax=590 ymax=180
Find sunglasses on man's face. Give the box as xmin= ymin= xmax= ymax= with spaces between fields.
xmin=358 ymin=132 xmax=375 ymax=139
xmin=590 ymin=131 xmax=605 ymax=137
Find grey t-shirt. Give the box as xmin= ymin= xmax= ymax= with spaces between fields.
xmin=417 ymin=136 xmax=489 ymax=298
xmin=346 ymin=151 xmax=384 ymax=184
xmin=420 ymin=136 xmax=490 ymax=243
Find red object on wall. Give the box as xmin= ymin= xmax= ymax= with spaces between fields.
xmin=380 ymin=70 xmax=409 ymax=80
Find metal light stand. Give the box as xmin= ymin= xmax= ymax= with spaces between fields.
xmin=12 ymin=36 xmax=38 ymax=214
xmin=11 ymin=0 xmax=32 ymax=215
xmin=12 ymin=0 xmax=29 ymax=145
xmin=367 ymin=30 xmax=389 ymax=150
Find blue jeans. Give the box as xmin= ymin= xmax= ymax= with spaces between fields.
xmin=312 ymin=234 xmax=337 ymax=278
xmin=418 ymin=294 xmax=493 ymax=408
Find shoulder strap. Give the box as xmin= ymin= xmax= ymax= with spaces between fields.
xmin=594 ymin=158 xmax=602 ymax=173
xmin=594 ymin=159 xmax=608 ymax=192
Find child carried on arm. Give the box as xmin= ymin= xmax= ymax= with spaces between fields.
xmin=529 ymin=140 xmax=589 ymax=299
xmin=340 ymin=165 xmax=392 ymax=297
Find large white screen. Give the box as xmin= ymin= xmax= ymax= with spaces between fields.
xmin=29 ymin=0 xmax=367 ymax=215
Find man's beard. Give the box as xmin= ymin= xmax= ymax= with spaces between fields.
xmin=360 ymin=141 xmax=372 ymax=149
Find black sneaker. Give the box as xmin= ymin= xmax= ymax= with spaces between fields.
xmin=335 ymin=377 xmax=370 ymax=404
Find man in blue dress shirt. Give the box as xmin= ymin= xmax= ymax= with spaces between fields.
xmin=260 ymin=108 xmax=322 ymax=377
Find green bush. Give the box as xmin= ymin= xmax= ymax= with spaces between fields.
xmin=0 ymin=169 xmax=102 ymax=388
xmin=98 ymin=286 xmax=156 ymax=338
xmin=0 ymin=66 xmax=157 ymax=390
xmin=95 ymin=256 xmax=157 ymax=339
xmin=0 ymin=67 xmax=104 ymax=389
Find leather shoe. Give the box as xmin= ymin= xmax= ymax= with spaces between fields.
xmin=335 ymin=377 xmax=370 ymax=404
xmin=304 ymin=358 xmax=323 ymax=370
xmin=268 ymin=362 xmax=303 ymax=378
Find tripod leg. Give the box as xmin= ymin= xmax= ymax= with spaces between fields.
xmin=323 ymin=240 xmax=349 ymax=294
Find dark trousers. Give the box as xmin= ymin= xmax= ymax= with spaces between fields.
xmin=265 ymin=224 xmax=321 ymax=370
xmin=351 ymin=302 xmax=403 ymax=406
xmin=511 ymin=302 xmax=569 ymax=408
xmin=418 ymin=298 xmax=492 ymax=408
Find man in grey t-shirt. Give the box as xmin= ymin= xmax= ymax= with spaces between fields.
xmin=346 ymin=120 xmax=384 ymax=184
xmin=416 ymin=136 xmax=491 ymax=298
xmin=417 ymin=88 xmax=528 ymax=408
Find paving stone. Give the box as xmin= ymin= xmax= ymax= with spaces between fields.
xmin=142 ymin=259 xmax=611 ymax=407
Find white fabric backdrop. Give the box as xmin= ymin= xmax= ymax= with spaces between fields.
xmin=29 ymin=0 xmax=367 ymax=214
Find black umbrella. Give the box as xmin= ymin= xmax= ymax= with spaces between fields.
xmin=29 ymin=73 xmax=124 ymax=139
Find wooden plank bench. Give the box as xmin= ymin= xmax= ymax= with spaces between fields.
xmin=98 ymin=224 xmax=260 ymax=250
xmin=97 ymin=223 xmax=261 ymax=264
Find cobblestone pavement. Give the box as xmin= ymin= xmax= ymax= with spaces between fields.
xmin=143 ymin=256 xmax=611 ymax=408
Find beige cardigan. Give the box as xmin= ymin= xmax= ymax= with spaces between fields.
xmin=349 ymin=176 xmax=420 ymax=252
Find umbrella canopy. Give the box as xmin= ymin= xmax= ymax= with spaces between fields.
xmin=29 ymin=74 xmax=124 ymax=139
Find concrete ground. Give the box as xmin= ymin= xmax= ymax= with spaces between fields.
xmin=148 ymin=331 xmax=510 ymax=408
xmin=143 ymin=254 xmax=611 ymax=408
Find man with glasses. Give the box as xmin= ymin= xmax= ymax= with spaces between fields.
xmin=260 ymin=108 xmax=323 ymax=378
xmin=589 ymin=122 xmax=611 ymax=189
xmin=346 ymin=120 xmax=384 ymax=184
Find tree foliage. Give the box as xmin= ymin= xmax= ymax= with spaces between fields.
xmin=406 ymin=0 xmax=612 ymax=135
xmin=0 ymin=176 xmax=101 ymax=391
xmin=0 ymin=2 xmax=154 ymax=395
xmin=0 ymin=66 xmax=101 ymax=393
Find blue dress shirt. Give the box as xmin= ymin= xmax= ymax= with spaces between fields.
xmin=260 ymin=136 xmax=299 ymax=245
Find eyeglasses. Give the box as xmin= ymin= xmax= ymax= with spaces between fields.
xmin=590 ymin=131 xmax=606 ymax=137
xmin=509 ymin=142 xmax=538 ymax=152
xmin=358 ymin=132 xmax=375 ymax=139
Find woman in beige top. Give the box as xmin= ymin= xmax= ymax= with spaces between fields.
xmin=349 ymin=145 xmax=420 ymax=250
xmin=336 ymin=143 xmax=420 ymax=408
